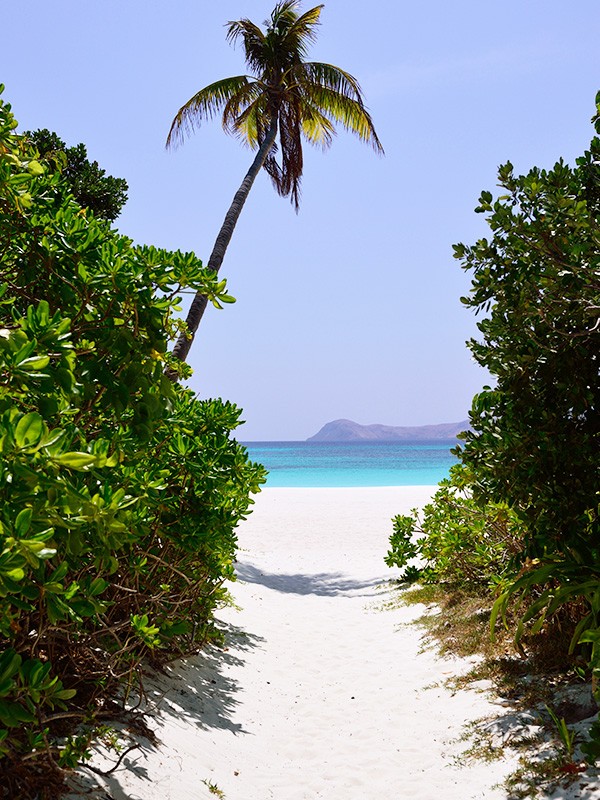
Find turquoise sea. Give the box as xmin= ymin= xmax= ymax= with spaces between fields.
xmin=242 ymin=441 xmax=459 ymax=487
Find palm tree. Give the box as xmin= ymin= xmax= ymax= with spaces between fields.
xmin=167 ymin=1 xmax=383 ymax=364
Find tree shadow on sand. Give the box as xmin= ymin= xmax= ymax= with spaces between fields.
xmin=66 ymin=622 xmax=264 ymax=799
xmin=145 ymin=622 xmax=264 ymax=735
xmin=235 ymin=560 xmax=388 ymax=598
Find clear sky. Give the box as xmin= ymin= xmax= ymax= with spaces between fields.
xmin=3 ymin=1 xmax=599 ymax=439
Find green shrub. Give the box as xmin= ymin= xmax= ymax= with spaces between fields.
xmin=0 ymin=86 xmax=266 ymax=796
xmin=24 ymin=128 xmax=128 ymax=221
xmin=455 ymin=98 xmax=600 ymax=679
xmin=385 ymin=465 xmax=523 ymax=588
xmin=389 ymin=94 xmax=600 ymax=685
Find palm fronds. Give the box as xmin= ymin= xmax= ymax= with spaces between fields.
xmin=166 ymin=2 xmax=383 ymax=363
xmin=168 ymin=3 xmax=382 ymax=196
xmin=166 ymin=76 xmax=250 ymax=148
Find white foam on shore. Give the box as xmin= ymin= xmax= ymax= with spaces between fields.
xmin=68 ymin=487 xmax=593 ymax=800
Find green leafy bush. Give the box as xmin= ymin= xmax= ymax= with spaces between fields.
xmin=455 ymin=157 xmax=599 ymax=562
xmin=388 ymin=94 xmax=599 ymax=686
xmin=25 ymin=128 xmax=128 ymax=221
xmin=0 ymin=86 xmax=265 ymax=796
xmin=385 ymin=465 xmax=523 ymax=588
xmin=455 ymin=100 xmax=600 ymax=674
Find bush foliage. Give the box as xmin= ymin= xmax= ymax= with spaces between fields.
xmin=388 ymin=95 xmax=599 ymax=680
xmin=24 ymin=128 xmax=128 ymax=221
xmin=0 ymin=86 xmax=265 ymax=796
xmin=385 ymin=465 xmax=524 ymax=588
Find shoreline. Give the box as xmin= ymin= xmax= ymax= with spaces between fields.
xmin=252 ymin=484 xmax=438 ymax=489
xmin=69 ymin=485 xmax=522 ymax=800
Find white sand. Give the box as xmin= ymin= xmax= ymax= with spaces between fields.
xmin=68 ymin=487 xmax=587 ymax=800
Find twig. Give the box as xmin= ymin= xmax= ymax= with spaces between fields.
xmin=79 ymin=743 xmax=141 ymax=776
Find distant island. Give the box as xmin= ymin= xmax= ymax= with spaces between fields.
xmin=307 ymin=419 xmax=470 ymax=442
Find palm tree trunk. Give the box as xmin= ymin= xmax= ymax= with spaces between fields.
xmin=170 ymin=117 xmax=278 ymax=366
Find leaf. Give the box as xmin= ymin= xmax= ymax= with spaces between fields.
xmin=53 ymin=688 xmax=76 ymax=701
xmin=5 ymin=567 xmax=25 ymax=581
xmin=489 ymin=591 xmax=510 ymax=640
xmin=27 ymin=160 xmax=44 ymax=176
xmin=0 ymin=651 xmax=21 ymax=683
xmin=48 ymin=561 xmax=69 ymax=583
xmin=89 ymin=577 xmax=108 ymax=596
xmin=14 ymin=508 xmax=33 ymax=537
xmin=18 ymin=355 xmax=50 ymax=371
xmin=55 ymin=367 xmax=75 ymax=392
xmin=42 ymin=582 xmax=64 ymax=594
xmin=13 ymin=339 xmax=37 ymax=365
xmin=35 ymin=547 xmax=57 ymax=560
xmin=52 ymin=452 xmax=97 ymax=470
xmin=579 ymin=629 xmax=600 ymax=646
xmin=0 ymin=700 xmax=35 ymax=726
xmin=14 ymin=412 xmax=44 ymax=448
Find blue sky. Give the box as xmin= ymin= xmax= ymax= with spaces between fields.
xmin=3 ymin=1 xmax=599 ymax=439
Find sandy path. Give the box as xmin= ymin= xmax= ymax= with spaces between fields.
xmin=70 ymin=487 xmax=519 ymax=800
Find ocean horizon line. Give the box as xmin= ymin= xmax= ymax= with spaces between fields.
xmin=240 ymin=437 xmax=463 ymax=444
xmin=242 ymin=440 xmax=458 ymax=488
